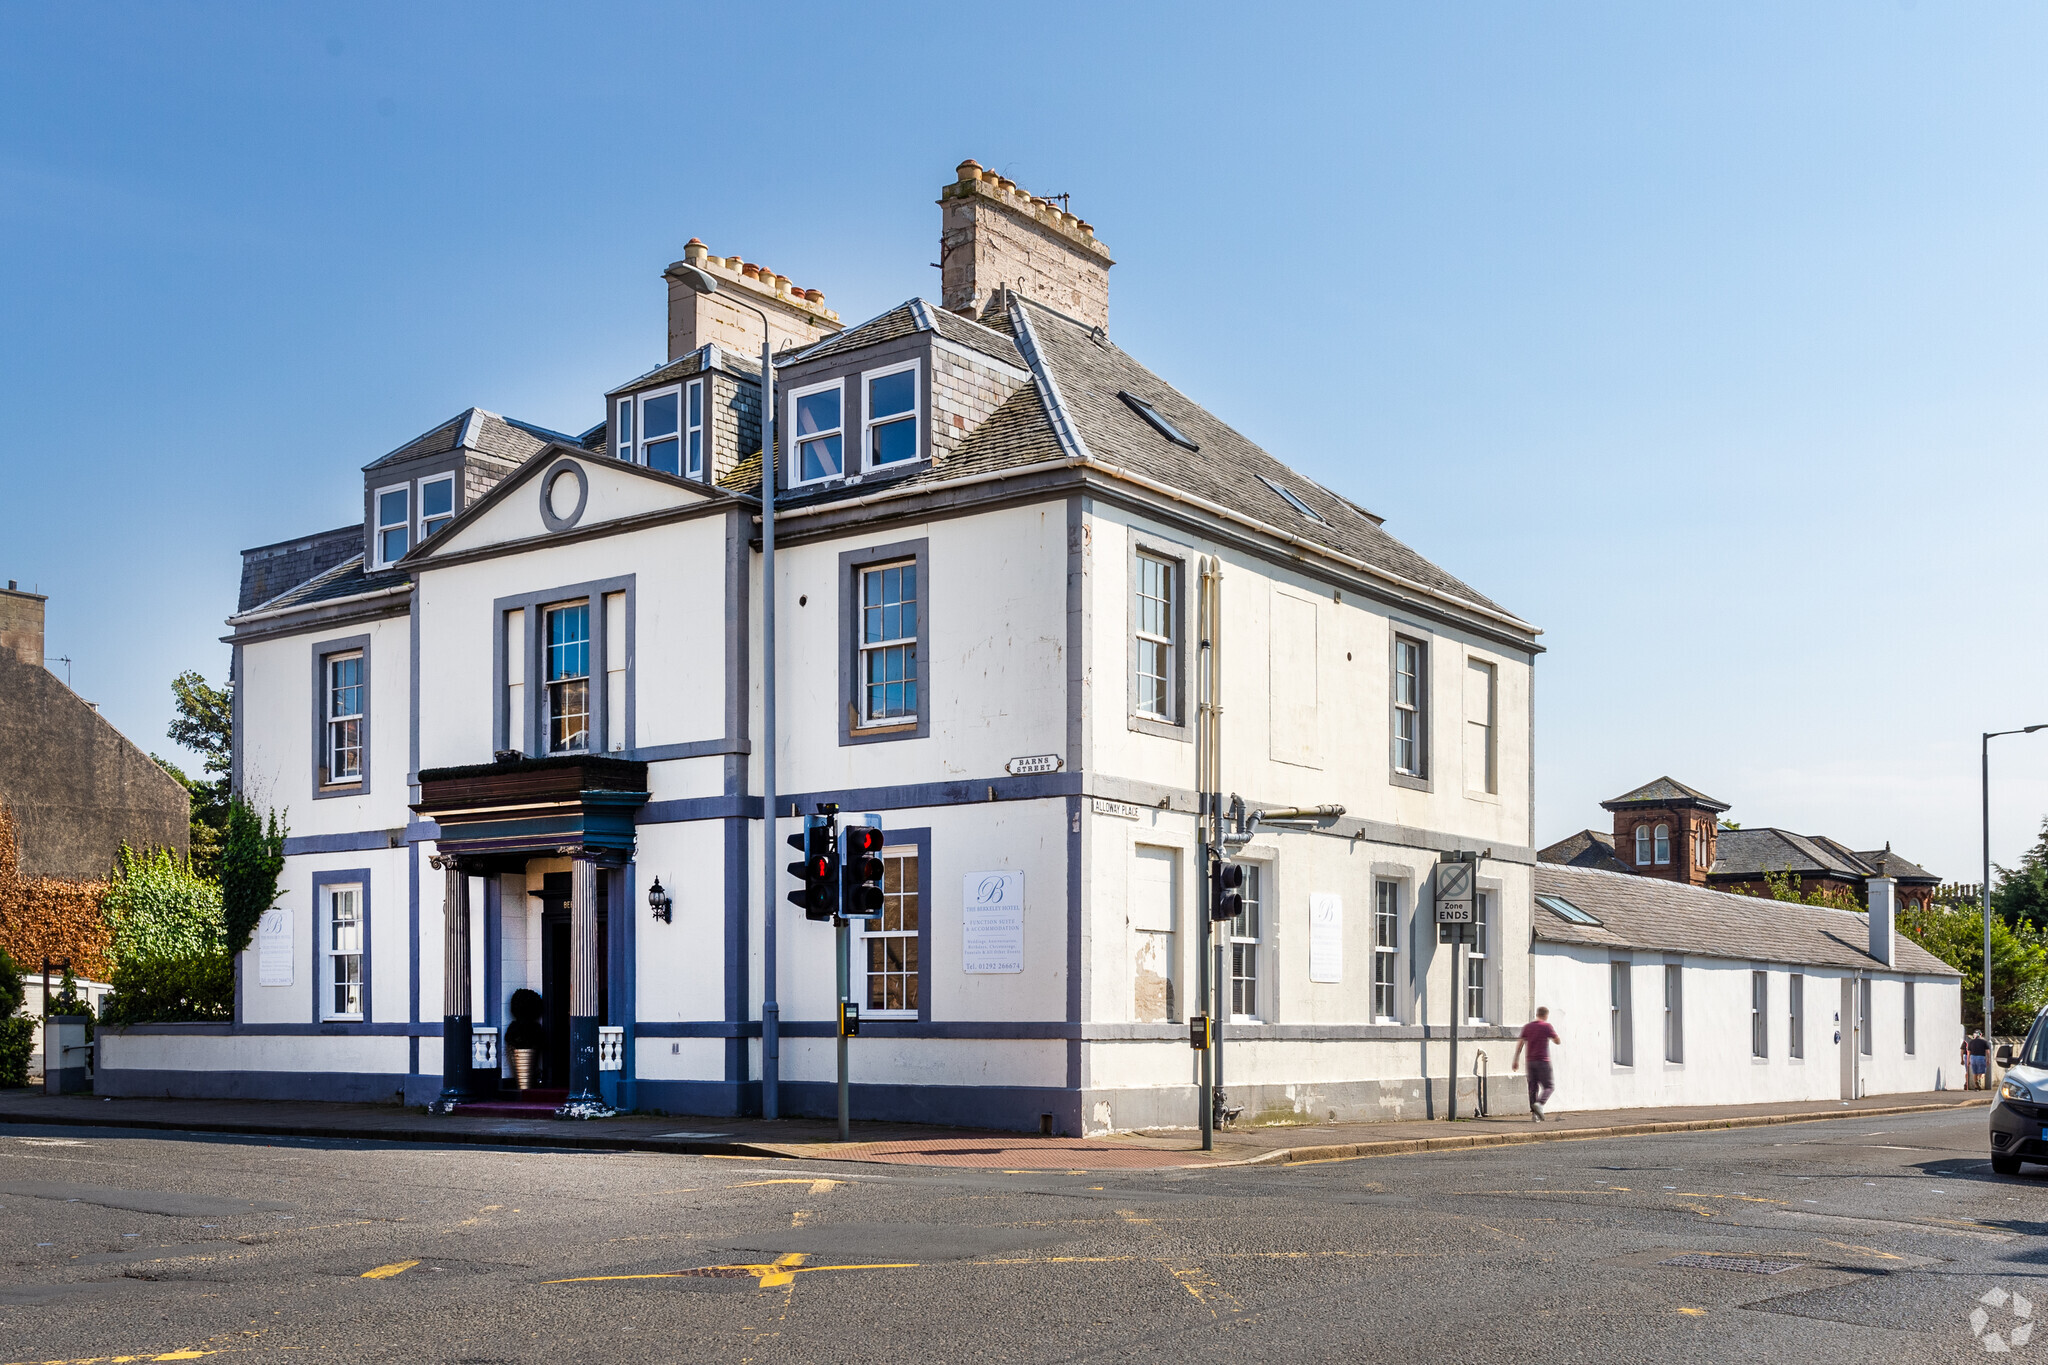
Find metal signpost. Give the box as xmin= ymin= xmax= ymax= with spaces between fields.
xmin=1434 ymin=856 xmax=1476 ymax=1121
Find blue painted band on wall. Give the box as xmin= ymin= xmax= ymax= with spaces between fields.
xmin=284 ymin=831 xmax=401 ymax=855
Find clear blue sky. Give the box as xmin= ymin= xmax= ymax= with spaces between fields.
xmin=4 ymin=3 xmax=2044 ymax=880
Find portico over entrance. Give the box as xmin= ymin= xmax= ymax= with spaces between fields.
xmin=413 ymin=755 xmax=649 ymax=1116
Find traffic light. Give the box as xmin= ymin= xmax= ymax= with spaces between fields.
xmin=1211 ymin=860 xmax=1245 ymax=922
xmin=839 ymin=823 xmax=885 ymax=919
xmin=786 ymin=814 xmax=836 ymax=921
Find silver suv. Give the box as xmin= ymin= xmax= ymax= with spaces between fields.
xmin=1989 ymin=1009 xmax=2048 ymax=1176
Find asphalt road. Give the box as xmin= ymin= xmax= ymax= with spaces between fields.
xmin=0 ymin=1108 xmax=2039 ymax=1364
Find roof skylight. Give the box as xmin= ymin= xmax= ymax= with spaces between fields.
xmin=1117 ymin=391 xmax=1198 ymax=450
xmin=1535 ymin=893 xmax=1603 ymax=926
xmin=1257 ymin=474 xmax=1327 ymax=524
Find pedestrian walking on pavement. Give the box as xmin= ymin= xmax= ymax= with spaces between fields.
xmin=1514 ymin=1007 xmax=1562 ymax=1120
xmin=1968 ymin=1030 xmax=1990 ymax=1090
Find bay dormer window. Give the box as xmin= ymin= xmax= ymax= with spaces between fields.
xmin=419 ymin=474 xmax=456 ymax=542
xmin=863 ymin=362 xmax=919 ymax=470
xmin=640 ymin=389 xmax=681 ymax=475
xmin=374 ymin=485 xmax=410 ymax=567
xmin=792 ymin=379 xmax=844 ymax=485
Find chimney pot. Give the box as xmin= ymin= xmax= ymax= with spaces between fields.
xmin=772 ymin=273 xmax=790 ymax=294
xmin=803 ymin=288 xmax=824 ymax=303
xmin=956 ymin=159 xmax=982 ymax=182
xmin=683 ymin=238 xmax=708 ymax=265
xmin=742 ymin=263 xmax=762 ymax=279
xmin=938 ymin=162 xmax=1113 ymax=330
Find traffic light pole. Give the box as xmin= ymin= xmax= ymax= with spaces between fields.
xmin=1198 ymin=850 xmax=1213 ymax=1154
xmin=836 ymin=914 xmax=851 ymax=1141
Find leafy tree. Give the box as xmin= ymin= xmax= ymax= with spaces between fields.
xmin=162 ymin=668 xmax=233 ymax=880
xmin=1740 ymin=870 xmax=1867 ymax=913
xmin=103 ymin=845 xmax=224 ymax=966
xmin=1899 ymin=899 xmax=2048 ymax=1034
xmin=219 ymin=798 xmax=286 ymax=956
xmin=0 ymin=945 xmax=22 ymax=1017
xmin=1992 ymin=816 xmax=2048 ymax=932
xmin=99 ymin=954 xmax=233 ymax=1025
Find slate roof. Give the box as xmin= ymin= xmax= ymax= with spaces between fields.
xmin=365 ymin=409 xmax=578 ymax=471
xmin=1601 ymin=777 xmax=1731 ymax=810
xmin=1712 ymin=828 xmax=1873 ymax=881
xmin=1532 ymin=864 xmax=1958 ymax=977
xmin=606 ymin=345 xmax=763 ymax=398
xmin=787 ymin=299 xmax=1024 ymax=370
xmin=236 ymin=555 xmax=408 ymax=617
xmin=1010 ymin=297 xmax=1506 ymax=617
xmin=1537 ymin=829 xmax=1631 ymax=874
xmin=1707 ymin=828 xmax=1940 ymax=886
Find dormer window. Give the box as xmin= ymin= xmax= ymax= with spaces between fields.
xmin=375 ymin=485 xmax=410 ymax=567
xmin=1118 ymin=391 xmax=1198 ymax=450
xmin=864 ymin=362 xmax=919 ymax=470
xmin=615 ymin=379 xmax=706 ymax=479
xmin=420 ymin=475 xmax=455 ymax=541
xmin=792 ymin=379 xmax=845 ymax=485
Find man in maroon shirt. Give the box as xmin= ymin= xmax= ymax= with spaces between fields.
xmin=1513 ymin=1007 xmax=1562 ymax=1121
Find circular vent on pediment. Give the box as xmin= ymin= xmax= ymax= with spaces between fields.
xmin=539 ymin=458 xmax=589 ymax=532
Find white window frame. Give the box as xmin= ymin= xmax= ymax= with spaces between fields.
xmin=1372 ymin=880 xmax=1401 ymax=1023
xmin=1751 ymin=970 xmax=1768 ymax=1058
xmin=859 ymin=845 xmax=920 ymax=1018
xmin=373 ymin=482 xmax=411 ymax=568
xmin=1653 ymin=823 xmax=1671 ymax=866
xmin=1664 ymin=964 xmax=1684 ymax=1063
xmin=1789 ymin=972 xmax=1804 ymax=1059
xmin=861 ymin=359 xmax=921 ymax=473
xmin=543 ymin=599 xmax=592 ymax=754
xmin=418 ymin=473 xmax=457 ymax=544
xmin=789 ymin=377 xmax=846 ymax=487
xmin=324 ymin=882 xmax=364 ymax=1021
xmin=1228 ymin=863 xmax=1262 ymax=1022
xmin=1393 ymin=636 xmax=1427 ymax=776
xmin=1134 ymin=552 xmax=1177 ymax=722
xmin=1635 ymin=825 xmax=1652 ymax=866
xmin=614 ymin=394 xmax=633 ymax=461
xmin=1611 ymin=961 xmax=1634 ymax=1067
xmin=630 ymin=384 xmax=685 ymax=476
xmin=1464 ymin=891 xmax=1490 ymax=1024
xmin=685 ymin=378 xmax=706 ymax=479
xmin=325 ymin=651 xmax=364 ymax=785
xmin=856 ymin=560 xmax=919 ymax=729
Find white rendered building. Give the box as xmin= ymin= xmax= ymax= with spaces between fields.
xmin=1531 ymin=864 xmax=1963 ymax=1111
xmin=100 ymin=163 xmax=1545 ymax=1132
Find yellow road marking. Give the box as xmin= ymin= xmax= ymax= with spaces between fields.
xmin=734 ymin=1178 xmax=843 ymax=1194
xmin=547 ymin=1253 xmax=919 ymax=1290
xmin=1169 ymin=1264 xmax=1241 ymax=1316
xmin=361 ymin=1260 xmax=420 ymax=1279
xmin=1114 ymin=1209 xmax=1152 ymax=1224
xmin=1818 ymin=1239 xmax=1905 ymax=1261
xmin=791 ymin=1210 xmax=810 ymax=1228
xmin=1677 ymin=1307 xmax=1707 ymax=1317
xmin=3 ymin=1353 xmax=219 ymax=1364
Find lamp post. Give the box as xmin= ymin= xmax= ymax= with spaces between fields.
xmin=1982 ymin=725 xmax=2047 ymax=1038
xmin=672 ymin=266 xmax=782 ymax=1117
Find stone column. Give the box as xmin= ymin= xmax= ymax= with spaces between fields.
xmin=432 ymin=855 xmax=473 ymax=1112
xmin=557 ymin=853 xmax=614 ymax=1118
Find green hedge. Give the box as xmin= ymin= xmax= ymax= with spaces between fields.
xmin=98 ymin=954 xmax=233 ymax=1025
xmin=0 ymin=1016 xmax=32 ymax=1088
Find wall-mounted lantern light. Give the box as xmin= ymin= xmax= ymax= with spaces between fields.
xmin=648 ymin=877 xmax=672 ymax=924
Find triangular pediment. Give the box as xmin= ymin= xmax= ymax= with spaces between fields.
xmin=408 ymin=445 xmax=729 ymax=562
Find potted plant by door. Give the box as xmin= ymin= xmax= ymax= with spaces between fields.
xmin=505 ymin=989 xmax=544 ymax=1091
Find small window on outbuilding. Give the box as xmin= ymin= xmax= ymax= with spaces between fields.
xmin=1535 ymin=893 xmax=1602 ymax=926
xmin=1118 ymin=391 xmax=1198 ymax=450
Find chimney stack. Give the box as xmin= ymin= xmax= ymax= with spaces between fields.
xmin=0 ymin=581 xmax=45 ymax=669
xmin=1866 ymin=875 xmax=1896 ymax=967
xmin=940 ymin=160 xmax=1114 ymax=329
xmin=663 ymin=239 xmax=842 ymax=362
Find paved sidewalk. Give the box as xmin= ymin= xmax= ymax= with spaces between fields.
xmin=0 ymin=1088 xmax=1987 ymax=1170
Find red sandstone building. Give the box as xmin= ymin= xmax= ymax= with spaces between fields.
xmin=1540 ymin=776 xmax=1939 ymax=910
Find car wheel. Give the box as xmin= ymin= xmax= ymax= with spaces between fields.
xmin=1992 ymin=1152 xmax=2023 ymax=1176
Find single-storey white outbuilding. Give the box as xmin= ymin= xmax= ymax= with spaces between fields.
xmin=1530 ymin=864 xmax=1962 ymax=1111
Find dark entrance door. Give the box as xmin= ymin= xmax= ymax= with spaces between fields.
xmin=535 ymin=871 xmax=608 ymax=1088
